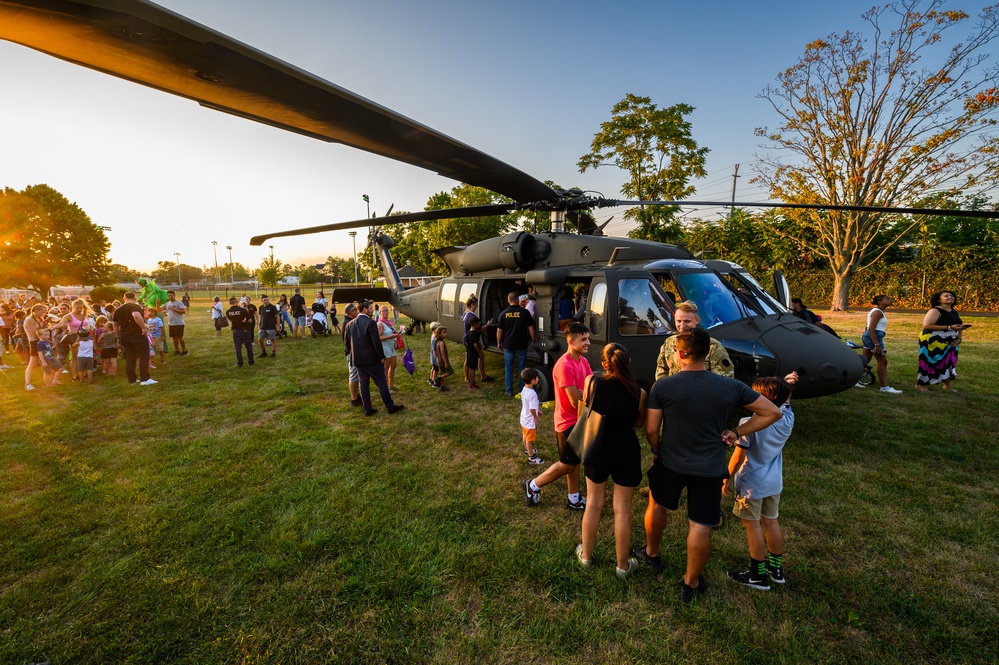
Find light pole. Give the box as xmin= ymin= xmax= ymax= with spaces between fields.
xmin=362 ymin=195 xmax=374 ymax=285
xmin=349 ymin=231 xmax=358 ymax=284
xmin=226 ymin=245 xmax=234 ymax=283
xmin=212 ymin=241 xmax=220 ymax=285
xmin=174 ymin=252 xmax=182 ymax=287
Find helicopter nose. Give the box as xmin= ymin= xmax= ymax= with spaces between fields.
xmin=760 ymin=320 xmax=864 ymax=398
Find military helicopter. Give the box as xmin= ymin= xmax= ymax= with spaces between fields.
xmin=4 ymin=0 xmax=997 ymax=398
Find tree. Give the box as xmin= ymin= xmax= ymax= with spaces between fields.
xmin=0 ymin=184 xmax=110 ymax=294
xmin=257 ymin=255 xmax=284 ymax=287
xmin=108 ymin=263 xmax=136 ymax=283
xmin=150 ymin=261 xmax=206 ymax=285
xmin=325 ymin=256 xmax=356 ymax=284
xmin=392 ymin=185 xmax=520 ymax=275
xmin=755 ymin=1 xmax=999 ymax=310
xmin=578 ymin=94 xmax=708 ymax=244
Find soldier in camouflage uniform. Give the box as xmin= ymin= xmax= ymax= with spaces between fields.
xmin=655 ymin=301 xmax=734 ymax=380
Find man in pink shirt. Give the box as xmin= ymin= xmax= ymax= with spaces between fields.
xmin=522 ymin=322 xmax=592 ymax=510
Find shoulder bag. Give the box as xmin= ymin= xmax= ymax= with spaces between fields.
xmin=566 ymin=375 xmax=603 ymax=461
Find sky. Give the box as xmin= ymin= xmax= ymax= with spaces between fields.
xmin=1 ymin=0 xmax=995 ymax=274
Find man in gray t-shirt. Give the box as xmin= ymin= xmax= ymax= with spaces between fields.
xmin=639 ymin=329 xmax=780 ymax=603
xmin=164 ymin=290 xmax=188 ymax=356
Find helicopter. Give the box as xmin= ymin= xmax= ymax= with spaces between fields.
xmin=4 ymin=0 xmax=997 ymax=398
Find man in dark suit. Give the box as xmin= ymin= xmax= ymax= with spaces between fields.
xmin=345 ymin=299 xmax=404 ymax=416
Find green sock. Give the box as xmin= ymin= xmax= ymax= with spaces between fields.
xmin=767 ymin=552 xmax=782 ymax=569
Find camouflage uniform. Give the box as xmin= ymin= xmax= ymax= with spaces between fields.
xmin=655 ymin=333 xmax=734 ymax=380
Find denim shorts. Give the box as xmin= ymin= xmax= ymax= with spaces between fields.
xmin=861 ymin=329 xmax=885 ymax=351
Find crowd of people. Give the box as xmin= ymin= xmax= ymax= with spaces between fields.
xmin=3 ymin=284 xmax=975 ymax=603
xmin=2 ymin=289 xmax=194 ymax=389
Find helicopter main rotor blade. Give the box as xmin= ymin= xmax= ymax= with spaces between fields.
xmin=0 ymin=0 xmax=560 ymax=204
xmin=600 ymin=199 xmax=999 ymax=219
xmin=250 ymin=203 xmax=517 ymax=245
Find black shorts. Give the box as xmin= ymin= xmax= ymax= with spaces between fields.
xmin=647 ymin=463 xmax=724 ymax=527
xmin=556 ymin=424 xmax=581 ymax=466
xmin=584 ymin=439 xmax=642 ymax=488
xmin=169 ymin=325 xmax=185 ymax=338
xmin=465 ymin=350 xmax=478 ymax=368
xmin=100 ymin=347 xmax=117 ymax=359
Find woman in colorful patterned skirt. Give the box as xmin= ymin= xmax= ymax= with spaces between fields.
xmin=916 ymin=290 xmax=970 ymax=391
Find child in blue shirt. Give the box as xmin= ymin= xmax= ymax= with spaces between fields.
xmin=723 ymin=374 xmax=796 ymax=590
xmin=35 ymin=328 xmax=63 ymax=386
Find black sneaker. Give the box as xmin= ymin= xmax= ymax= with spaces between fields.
xmin=679 ymin=575 xmax=708 ymax=604
xmin=727 ymin=567 xmax=771 ymax=591
xmin=350 ymin=398 xmax=363 ymax=407
xmin=766 ymin=563 xmax=786 ymax=584
xmin=364 ymin=409 xmax=377 ymax=417
xmin=566 ymin=496 xmax=586 ymax=511
xmin=631 ymin=545 xmax=663 ymax=574
xmin=522 ymin=479 xmax=540 ymax=507
xmin=387 ymin=404 xmax=405 ymax=414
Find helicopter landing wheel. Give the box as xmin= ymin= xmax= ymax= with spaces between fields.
xmin=857 ymin=364 xmax=875 ymax=387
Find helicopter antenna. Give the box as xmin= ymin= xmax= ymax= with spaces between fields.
xmin=607 ymin=247 xmax=629 ymax=266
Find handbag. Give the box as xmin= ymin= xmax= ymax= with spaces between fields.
xmin=566 ymin=375 xmax=603 ymax=461
xmin=219 ymin=316 xmax=229 ymax=328
xmin=395 ymin=334 xmax=405 ymax=350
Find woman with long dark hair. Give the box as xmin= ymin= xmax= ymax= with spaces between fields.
xmin=575 ymin=343 xmax=648 ymax=578
xmin=916 ymin=290 xmax=969 ymax=391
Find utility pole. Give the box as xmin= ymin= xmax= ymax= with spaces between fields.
xmin=728 ymin=163 xmax=740 ymax=219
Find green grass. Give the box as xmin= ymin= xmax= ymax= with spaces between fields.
xmin=1 ymin=305 xmax=997 ymax=663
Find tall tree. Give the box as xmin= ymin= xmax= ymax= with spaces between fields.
xmin=756 ymin=0 xmax=999 ymax=310
xmin=0 ymin=184 xmax=110 ymax=295
xmin=257 ymin=255 xmax=284 ymax=287
xmin=578 ymin=94 xmax=708 ymax=244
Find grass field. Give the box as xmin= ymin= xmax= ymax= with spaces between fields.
xmin=1 ymin=305 xmax=997 ymax=664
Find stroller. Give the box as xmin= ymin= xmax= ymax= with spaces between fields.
xmin=310 ymin=302 xmax=331 ymax=337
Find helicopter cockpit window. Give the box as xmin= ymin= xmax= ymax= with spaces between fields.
xmin=588 ymin=282 xmax=606 ymax=336
xmin=734 ymin=271 xmax=788 ymax=314
xmin=674 ymin=272 xmax=748 ymax=328
xmin=441 ymin=281 xmax=457 ymax=318
xmin=458 ymin=283 xmax=477 ymax=313
xmin=617 ymin=279 xmax=672 ymax=336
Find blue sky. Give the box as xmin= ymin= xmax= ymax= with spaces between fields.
xmin=1 ymin=0 xmax=994 ymax=273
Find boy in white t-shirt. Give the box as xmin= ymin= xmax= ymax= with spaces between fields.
xmin=519 ymin=368 xmax=544 ymax=464
xmin=74 ymin=329 xmax=96 ymax=384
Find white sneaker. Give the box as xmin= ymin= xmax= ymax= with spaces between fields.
xmin=854 ymin=382 xmax=866 ymax=388
xmin=140 ymin=379 xmax=158 ymax=386
xmin=880 ymin=386 xmax=902 ymax=394
xmin=0 ymin=364 xmax=13 ymax=370
xmin=25 ymin=383 xmax=35 ymax=391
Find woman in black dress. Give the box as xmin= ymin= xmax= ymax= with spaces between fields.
xmin=576 ymin=343 xmax=648 ymax=578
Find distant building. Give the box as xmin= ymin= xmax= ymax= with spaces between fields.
xmin=278 ymin=276 xmax=301 ymax=286
xmin=397 ymin=265 xmax=438 ymax=288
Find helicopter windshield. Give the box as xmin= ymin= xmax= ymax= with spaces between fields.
xmin=673 ymin=272 xmax=749 ymax=328
xmin=617 ymin=278 xmax=673 ymax=336
xmin=732 ymin=271 xmax=789 ymax=314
